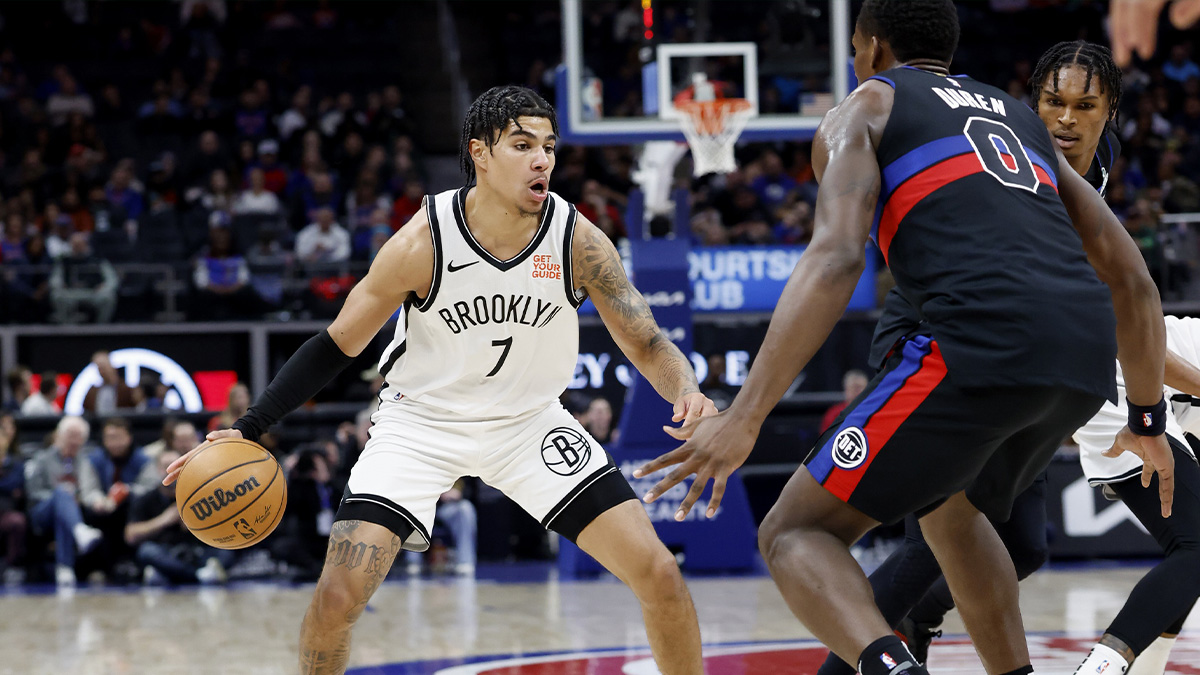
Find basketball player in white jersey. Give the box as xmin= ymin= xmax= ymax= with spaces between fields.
xmin=1071 ymin=316 xmax=1200 ymax=675
xmin=165 ymin=86 xmax=713 ymax=675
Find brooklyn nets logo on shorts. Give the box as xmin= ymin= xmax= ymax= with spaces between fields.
xmin=541 ymin=427 xmax=592 ymax=476
xmin=831 ymin=427 xmax=868 ymax=470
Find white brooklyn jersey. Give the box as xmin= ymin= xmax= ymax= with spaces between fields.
xmin=1073 ymin=314 xmax=1200 ymax=485
xmin=378 ymin=187 xmax=586 ymax=418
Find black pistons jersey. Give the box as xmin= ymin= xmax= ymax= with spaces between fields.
xmin=1084 ymin=128 xmax=1121 ymax=198
xmin=864 ymin=66 xmax=1116 ymax=400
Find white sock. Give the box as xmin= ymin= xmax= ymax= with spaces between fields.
xmin=1075 ymin=644 xmax=1129 ymax=675
xmin=1127 ymin=636 xmax=1176 ymax=675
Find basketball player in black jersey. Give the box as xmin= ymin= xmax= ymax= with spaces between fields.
xmin=815 ymin=41 xmax=1129 ymax=675
xmin=636 ymin=2 xmax=1172 ymax=674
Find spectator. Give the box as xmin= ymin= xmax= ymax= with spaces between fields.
xmin=3 ymin=232 xmax=52 ymax=323
xmin=45 ymin=75 xmax=94 ymax=126
xmin=3 ymin=367 xmax=31 ymax=414
xmin=750 ymin=151 xmax=799 ymax=216
xmin=184 ymin=131 xmax=231 ymax=195
xmin=352 ymin=206 xmax=390 ymax=260
xmin=125 ymin=449 xmax=230 ymax=585
xmin=88 ymin=417 xmax=155 ymax=501
xmin=273 ymin=447 xmax=336 ymax=581
xmin=295 ymin=206 xmax=350 ymax=263
xmin=389 ymin=177 xmax=424 ymax=229
xmin=200 ymin=169 xmax=236 ymax=213
xmin=78 ymin=418 xmax=148 ymax=572
xmin=1163 ymin=43 xmax=1200 ymax=84
xmin=20 ymin=372 xmax=60 ymax=416
xmin=170 ymin=421 xmax=201 ymax=457
xmin=192 ymin=226 xmax=261 ymax=320
xmin=1 ymin=213 xmax=27 ymax=262
xmin=254 ymin=139 xmax=289 ymax=194
xmin=145 ymin=153 xmax=181 ymax=209
xmin=87 ymin=185 xmax=131 ymax=236
xmin=232 ymin=167 xmax=282 ymax=216
xmin=140 ymin=418 xmax=179 ymax=460
xmin=83 ymin=351 xmax=136 ymax=414
xmin=820 ymin=369 xmax=869 ymax=432
xmin=0 ymin=412 xmax=26 ymax=583
xmin=576 ymin=179 xmax=625 ymax=242
xmin=245 ymin=228 xmax=289 ymax=308
xmin=104 ymin=162 xmax=145 ymax=222
xmin=60 ymin=189 xmax=93 ymax=235
xmin=583 ymin=396 xmax=617 ymax=445
xmin=233 ymin=89 xmax=269 ymax=140
xmin=404 ymin=480 xmax=477 ymax=577
xmin=700 ymin=353 xmax=735 ymax=412
xmin=291 ymin=171 xmax=340 ymax=231
xmin=208 ymin=382 xmax=250 ymax=433
xmin=26 ymin=416 xmax=105 ymax=587
xmin=49 ymin=232 xmax=119 ymax=324
xmin=276 ymin=85 xmax=313 ymax=141
xmin=344 ymin=173 xmax=390 ymax=230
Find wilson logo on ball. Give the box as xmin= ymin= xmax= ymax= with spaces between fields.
xmin=189 ymin=477 xmax=262 ymax=522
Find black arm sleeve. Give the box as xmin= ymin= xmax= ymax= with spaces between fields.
xmin=232 ymin=331 xmax=357 ymax=442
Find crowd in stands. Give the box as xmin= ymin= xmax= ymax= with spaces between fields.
xmin=0 ymin=352 xmax=626 ymax=588
xmin=0 ymin=2 xmax=1194 ymax=324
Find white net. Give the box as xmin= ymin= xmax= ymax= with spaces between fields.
xmin=675 ymin=98 xmax=754 ymax=177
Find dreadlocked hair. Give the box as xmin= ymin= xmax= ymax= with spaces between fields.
xmin=459 ymin=85 xmax=558 ymax=184
xmin=1030 ymin=41 xmax=1122 ymax=122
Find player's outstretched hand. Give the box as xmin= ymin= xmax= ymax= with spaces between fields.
xmin=664 ymin=391 xmax=720 ymax=440
xmin=162 ymin=428 xmax=244 ymax=486
xmin=635 ymin=410 xmax=759 ymax=521
xmin=1110 ymin=0 xmax=1200 ymax=66
xmin=1103 ymin=425 xmax=1175 ymax=517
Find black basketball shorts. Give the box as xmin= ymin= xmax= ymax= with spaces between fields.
xmin=804 ymin=334 xmax=1105 ymax=524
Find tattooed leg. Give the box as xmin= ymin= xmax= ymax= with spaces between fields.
xmin=299 ymin=520 xmax=402 ymax=675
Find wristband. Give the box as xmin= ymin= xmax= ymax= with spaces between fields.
xmin=1127 ymin=397 xmax=1167 ymax=436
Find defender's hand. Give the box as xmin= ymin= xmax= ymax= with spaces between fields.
xmin=664 ymin=392 xmax=719 ymax=440
xmin=635 ymin=411 xmax=759 ymax=520
xmin=163 ymin=428 xmax=243 ymax=486
xmin=1103 ymin=425 xmax=1175 ymax=517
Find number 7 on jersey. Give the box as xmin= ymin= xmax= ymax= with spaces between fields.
xmin=487 ymin=337 xmax=513 ymax=377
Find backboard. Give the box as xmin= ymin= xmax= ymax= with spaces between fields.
xmin=558 ymin=0 xmax=852 ymax=145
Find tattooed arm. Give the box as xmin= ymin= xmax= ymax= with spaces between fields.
xmin=572 ymin=216 xmax=707 ymax=413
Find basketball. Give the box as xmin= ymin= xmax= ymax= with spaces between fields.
xmin=176 ymin=437 xmax=287 ymax=550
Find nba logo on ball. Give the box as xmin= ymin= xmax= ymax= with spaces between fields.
xmin=541 ymin=427 xmax=591 ymax=476
xmin=832 ymin=427 xmax=868 ymax=470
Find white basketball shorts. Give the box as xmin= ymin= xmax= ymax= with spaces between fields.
xmin=336 ymin=397 xmax=635 ymax=551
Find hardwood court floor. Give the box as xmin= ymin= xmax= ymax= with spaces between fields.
xmin=0 ymin=563 xmax=1193 ymax=674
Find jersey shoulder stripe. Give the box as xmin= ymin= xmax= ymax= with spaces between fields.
xmin=413 ymin=194 xmax=443 ymax=312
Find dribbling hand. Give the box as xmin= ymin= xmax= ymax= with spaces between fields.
xmin=1103 ymin=425 xmax=1175 ymax=517
xmin=635 ymin=410 xmax=759 ymax=521
xmin=162 ymin=428 xmax=243 ymax=486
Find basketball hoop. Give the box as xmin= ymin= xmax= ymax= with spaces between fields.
xmin=673 ymin=86 xmax=754 ymax=177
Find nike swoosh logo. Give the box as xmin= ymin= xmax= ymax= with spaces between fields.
xmin=447 ymin=260 xmax=480 ymax=273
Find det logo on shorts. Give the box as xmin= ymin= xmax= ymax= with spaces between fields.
xmin=541 ymin=427 xmax=591 ymax=476
xmin=832 ymin=426 xmax=869 ymax=470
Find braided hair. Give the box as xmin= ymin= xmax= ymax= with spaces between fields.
xmin=1030 ymin=41 xmax=1122 ymax=122
xmin=459 ymin=86 xmax=558 ymax=184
